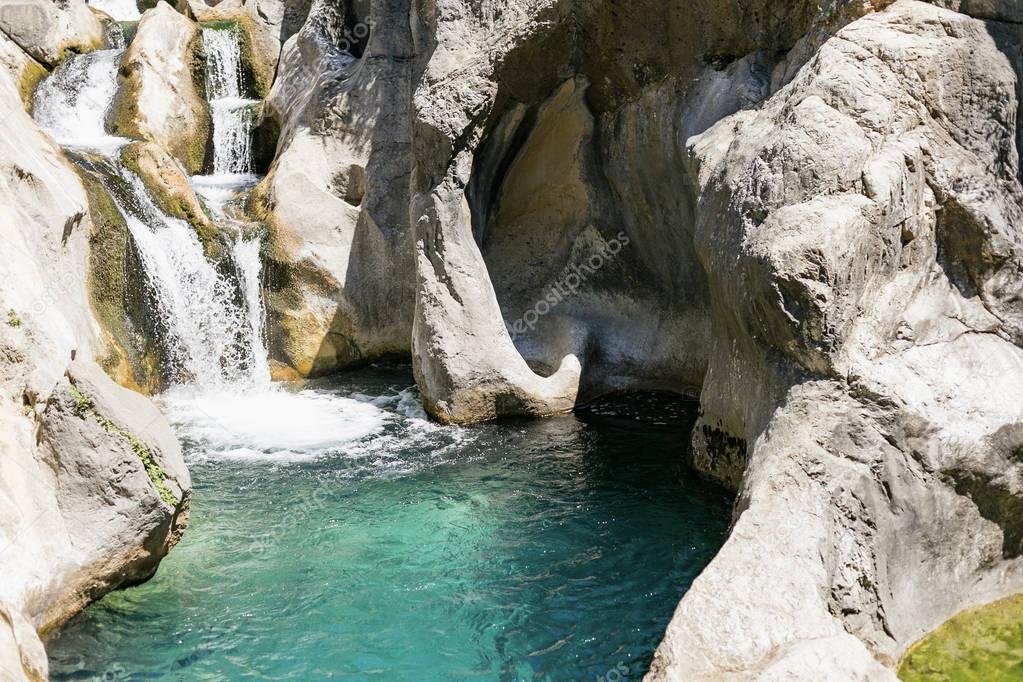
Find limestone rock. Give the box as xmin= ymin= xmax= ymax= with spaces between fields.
xmin=110 ymin=1 xmax=209 ymax=173
xmin=0 ymin=16 xmax=45 ymax=106
xmin=0 ymin=29 xmax=189 ymax=679
xmin=120 ymin=140 xmax=215 ymax=244
xmin=0 ymin=0 xmax=104 ymax=68
xmin=252 ymin=9 xmax=414 ymax=379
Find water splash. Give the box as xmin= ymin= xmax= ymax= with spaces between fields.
xmin=32 ymin=49 xmax=128 ymax=153
xmin=108 ymin=171 xmax=269 ymax=390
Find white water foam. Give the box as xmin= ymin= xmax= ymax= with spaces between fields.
xmin=32 ymin=49 xmax=129 ymax=153
xmin=202 ymin=27 xmax=258 ymax=176
xmin=161 ymin=387 xmax=389 ymax=460
xmin=88 ymin=0 xmax=140 ymax=20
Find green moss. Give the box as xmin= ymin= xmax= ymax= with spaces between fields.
xmin=69 ymin=384 xmax=177 ymax=506
xmin=184 ymin=29 xmax=212 ymax=174
xmin=899 ymin=595 xmax=1023 ymax=681
xmin=118 ymin=143 xmax=220 ymax=257
xmin=74 ymin=162 xmax=163 ymax=394
xmin=18 ymin=59 xmax=48 ymax=109
xmin=6 ymin=309 xmax=21 ymax=327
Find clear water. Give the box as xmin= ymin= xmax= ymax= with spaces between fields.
xmin=46 ymin=367 xmax=732 ymax=681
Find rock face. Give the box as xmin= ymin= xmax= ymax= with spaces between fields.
xmin=644 ymin=3 xmax=1023 ymax=676
xmin=110 ymin=1 xmax=209 ymax=173
xmin=0 ymin=22 xmax=190 ymax=682
xmin=251 ymin=0 xmax=413 ymax=379
xmin=0 ymin=0 xmax=104 ymax=68
xmin=317 ymin=0 xmax=1023 ymax=676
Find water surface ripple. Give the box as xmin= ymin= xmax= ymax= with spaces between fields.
xmin=47 ymin=367 xmax=732 ymax=681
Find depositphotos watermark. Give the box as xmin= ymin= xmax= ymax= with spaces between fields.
xmin=597 ymin=661 xmax=631 ymax=681
xmin=508 ymin=230 xmax=631 ymax=340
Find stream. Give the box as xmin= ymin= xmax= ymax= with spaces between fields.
xmin=32 ymin=17 xmax=733 ymax=682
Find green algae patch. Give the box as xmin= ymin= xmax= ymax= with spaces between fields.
xmin=74 ymin=162 xmax=164 ymax=394
xmin=6 ymin=309 xmax=21 ymax=327
xmin=18 ymin=58 xmax=48 ymax=109
xmin=899 ymin=595 xmax=1023 ymax=681
xmin=70 ymin=384 xmax=177 ymax=506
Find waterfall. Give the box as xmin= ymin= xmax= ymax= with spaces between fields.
xmin=233 ymin=237 xmax=272 ymax=384
xmin=111 ymin=172 xmax=269 ymax=389
xmin=32 ymin=48 xmax=128 ymax=152
xmin=202 ymin=26 xmax=256 ymax=177
xmin=33 ymin=44 xmax=271 ymax=392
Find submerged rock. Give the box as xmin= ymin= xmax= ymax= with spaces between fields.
xmin=252 ymin=5 xmax=414 ymax=379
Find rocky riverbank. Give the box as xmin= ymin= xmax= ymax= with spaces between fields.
xmin=1 ymin=0 xmax=1022 ymax=679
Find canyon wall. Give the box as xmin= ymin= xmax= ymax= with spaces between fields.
xmin=0 ymin=5 xmax=190 ymax=680
xmin=2 ymin=0 xmax=1023 ymax=679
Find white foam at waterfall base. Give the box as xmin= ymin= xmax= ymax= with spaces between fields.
xmin=32 ymin=49 xmax=129 ymax=153
xmin=160 ymin=387 xmax=390 ymax=460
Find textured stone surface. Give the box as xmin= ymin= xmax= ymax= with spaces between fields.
xmin=0 ymin=0 xmax=104 ymax=68
xmin=251 ymin=1 xmax=413 ymax=379
xmin=0 ymin=28 xmax=190 ymax=680
xmin=110 ymin=1 xmax=210 ymax=173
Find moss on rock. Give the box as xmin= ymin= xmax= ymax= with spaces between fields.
xmin=119 ymin=141 xmax=221 ymax=257
xmin=17 ymin=58 xmax=47 ymax=109
xmin=108 ymin=3 xmax=210 ymax=175
xmin=899 ymin=595 xmax=1023 ymax=681
xmin=69 ymin=383 xmax=177 ymax=505
xmin=74 ymin=161 xmax=164 ymax=394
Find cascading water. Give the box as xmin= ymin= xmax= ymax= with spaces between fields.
xmin=32 ymin=23 xmax=383 ymax=453
xmin=32 ymin=48 xmax=128 ymax=152
xmin=33 ymin=38 xmax=269 ymax=392
xmin=192 ymin=25 xmax=261 ymax=213
xmin=202 ymin=26 xmax=256 ymax=177
xmin=110 ymin=172 xmax=269 ymax=389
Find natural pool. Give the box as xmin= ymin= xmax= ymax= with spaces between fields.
xmin=47 ymin=367 xmax=732 ymax=681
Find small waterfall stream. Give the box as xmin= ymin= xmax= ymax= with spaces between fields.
xmin=32 ymin=26 xmax=269 ymax=392
xmin=31 ymin=22 xmax=382 ymax=450
xmin=32 ymin=48 xmax=127 ymax=151
xmin=202 ymin=26 xmax=257 ymax=178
